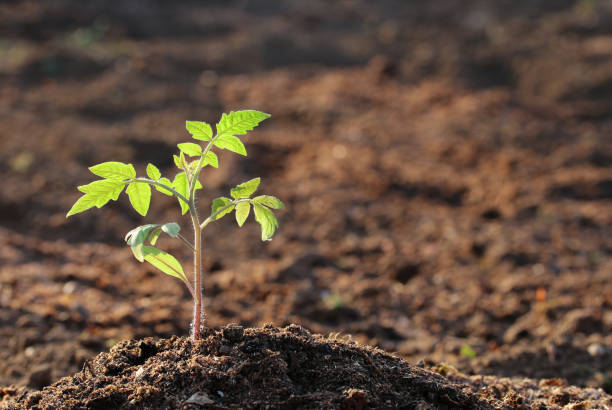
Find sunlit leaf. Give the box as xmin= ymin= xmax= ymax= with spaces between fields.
xmin=172 ymin=172 xmax=189 ymax=215
xmin=126 ymin=181 xmax=151 ymax=216
xmin=211 ymin=197 xmax=234 ymax=220
xmin=66 ymin=194 xmax=98 ymax=217
xmin=173 ymin=155 xmax=181 ymax=169
xmin=178 ymin=142 xmax=202 ymax=157
xmin=67 ymin=179 xmax=127 ymax=216
xmin=186 ymin=121 xmax=213 ymax=141
xmin=235 ymin=202 xmax=250 ymax=227
xmin=146 ymin=163 xmax=161 ymax=180
xmin=253 ymin=203 xmax=278 ymax=241
xmin=172 ymin=173 xmax=202 ymax=215
xmin=77 ymin=179 xmax=126 ymax=204
xmin=213 ymin=134 xmax=246 ymax=156
xmin=252 ymin=195 xmax=284 ymax=209
xmin=230 ymin=177 xmax=260 ymax=199
xmin=155 ymin=177 xmax=173 ymax=196
xmin=141 ymin=246 xmax=188 ymax=282
xmin=215 ymin=110 xmax=270 ymax=137
xmin=148 ymin=227 xmax=162 ymax=246
xmin=89 ymin=161 xmax=135 ymax=180
xmin=203 ymin=151 xmax=218 ymax=168
xmin=188 ymin=151 xmax=218 ymax=170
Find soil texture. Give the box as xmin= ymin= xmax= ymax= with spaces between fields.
xmin=1 ymin=0 xmax=612 ymax=408
xmin=5 ymin=325 xmax=611 ymax=409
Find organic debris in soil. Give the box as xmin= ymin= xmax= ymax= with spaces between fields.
xmin=4 ymin=325 xmax=611 ymax=410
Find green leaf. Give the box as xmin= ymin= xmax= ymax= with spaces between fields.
xmin=141 ymin=246 xmax=188 ymax=283
xmin=173 ymin=152 xmax=188 ymax=170
xmin=177 ymin=142 xmax=202 ymax=157
xmin=148 ymin=227 xmax=162 ymax=246
xmin=460 ymin=344 xmax=477 ymax=359
xmin=172 ymin=172 xmax=189 ymax=215
xmin=67 ymin=179 xmax=127 ymax=216
xmin=156 ymin=177 xmax=173 ymax=196
xmin=235 ymin=202 xmax=250 ymax=227
xmin=173 ymin=155 xmax=182 ymax=169
xmin=144 ymin=222 xmax=180 ymax=246
xmin=211 ymin=197 xmax=234 ymax=220
xmin=231 ymin=177 xmax=260 ymax=199
xmin=188 ymin=151 xmax=217 ymax=170
xmin=215 ymin=110 xmax=271 ymax=137
xmin=203 ymin=151 xmax=218 ymax=168
xmin=125 ymin=224 xmax=160 ymax=246
xmin=89 ymin=161 xmax=136 ymax=180
xmin=186 ymin=121 xmax=213 ymax=141
xmin=161 ymin=222 xmax=180 ymax=237
xmin=67 ymin=194 xmax=98 ymax=217
xmin=172 ymin=173 xmax=202 ymax=215
xmin=179 ymin=152 xmax=187 ymax=169
xmin=252 ymin=195 xmax=284 ymax=209
xmin=146 ymin=163 xmax=161 ymax=180
xmin=126 ymin=181 xmax=151 ymax=216
xmin=253 ymin=203 xmax=278 ymax=241
xmin=77 ymin=179 xmax=126 ymax=204
xmin=214 ymin=134 xmax=247 ymax=156
xmin=125 ymin=224 xmax=160 ymax=260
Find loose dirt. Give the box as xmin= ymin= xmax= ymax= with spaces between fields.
xmin=1 ymin=0 xmax=611 ymax=408
xmin=5 ymin=325 xmax=611 ymax=409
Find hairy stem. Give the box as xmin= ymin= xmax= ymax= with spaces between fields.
xmin=187 ymin=154 xmax=203 ymax=340
xmin=188 ymin=136 xmax=217 ymax=203
xmin=185 ymin=138 xmax=219 ymax=340
xmin=191 ymin=214 xmax=202 ymax=340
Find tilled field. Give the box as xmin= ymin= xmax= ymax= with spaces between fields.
xmin=1 ymin=0 xmax=611 ymax=407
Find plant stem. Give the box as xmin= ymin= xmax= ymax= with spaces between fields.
xmin=191 ymin=214 xmax=202 ymax=340
xmin=188 ymin=136 xmax=217 ymax=202
xmin=132 ymin=177 xmax=190 ymax=205
xmin=183 ymin=158 xmax=203 ymax=341
xmin=182 ymin=276 xmax=196 ymax=300
xmin=185 ymin=138 xmax=218 ymax=340
xmin=176 ymin=232 xmax=195 ymax=251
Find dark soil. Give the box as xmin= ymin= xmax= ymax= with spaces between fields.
xmin=4 ymin=325 xmax=610 ymax=409
xmin=1 ymin=0 xmax=612 ymax=408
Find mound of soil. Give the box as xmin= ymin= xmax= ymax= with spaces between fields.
xmin=1 ymin=0 xmax=612 ymax=407
xmin=3 ymin=325 xmax=610 ymax=409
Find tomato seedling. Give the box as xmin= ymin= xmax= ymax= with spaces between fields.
xmin=67 ymin=110 xmax=282 ymax=340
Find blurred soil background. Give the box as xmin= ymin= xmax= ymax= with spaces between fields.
xmin=0 ymin=0 xmax=612 ymax=398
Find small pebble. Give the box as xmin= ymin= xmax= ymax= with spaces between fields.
xmin=134 ymin=367 xmax=145 ymax=379
xmin=185 ymin=392 xmax=214 ymax=405
xmin=587 ymin=343 xmax=606 ymax=357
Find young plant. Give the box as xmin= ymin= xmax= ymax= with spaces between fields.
xmin=66 ymin=110 xmax=283 ymax=340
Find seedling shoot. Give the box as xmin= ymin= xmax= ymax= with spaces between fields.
xmin=67 ymin=110 xmax=283 ymax=340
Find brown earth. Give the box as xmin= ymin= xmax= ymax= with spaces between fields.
xmin=4 ymin=325 xmax=611 ymax=409
xmin=1 ymin=0 xmax=612 ymax=408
